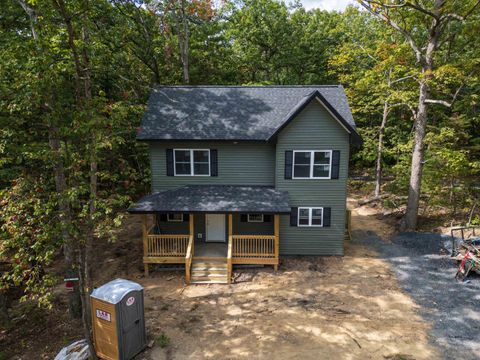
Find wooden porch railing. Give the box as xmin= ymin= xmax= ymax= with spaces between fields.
xmin=228 ymin=214 xmax=280 ymax=273
xmin=142 ymin=214 xmax=195 ymax=277
xmin=232 ymin=235 xmax=276 ymax=258
xmin=146 ymin=234 xmax=190 ymax=257
xmin=231 ymin=234 xmax=279 ymax=268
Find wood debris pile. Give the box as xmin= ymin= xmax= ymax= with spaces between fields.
xmin=451 ymin=226 xmax=480 ymax=281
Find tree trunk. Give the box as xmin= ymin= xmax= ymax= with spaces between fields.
xmin=16 ymin=0 xmax=82 ymax=318
xmin=401 ymin=79 xmax=429 ymax=231
xmin=78 ymin=247 xmax=96 ymax=359
xmin=171 ymin=0 xmax=190 ymax=84
xmin=181 ymin=1 xmax=189 ymax=85
xmin=54 ymin=1 xmax=98 ymax=356
xmin=375 ymin=100 xmax=389 ymax=197
xmin=48 ymin=125 xmax=82 ymax=318
xmin=0 ymin=291 xmax=9 ymax=327
xmin=81 ymin=3 xmax=98 ymax=358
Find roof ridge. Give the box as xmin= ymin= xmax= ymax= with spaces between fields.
xmin=153 ymin=85 xmax=342 ymax=89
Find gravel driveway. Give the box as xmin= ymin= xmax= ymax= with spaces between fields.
xmin=355 ymin=229 xmax=480 ymax=360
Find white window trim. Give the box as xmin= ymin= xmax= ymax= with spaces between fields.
xmin=173 ymin=149 xmax=211 ymax=176
xmin=297 ymin=207 xmax=324 ymax=227
xmin=167 ymin=213 xmax=184 ymax=222
xmin=247 ymin=214 xmax=264 ymax=223
xmin=292 ymin=150 xmax=332 ymax=179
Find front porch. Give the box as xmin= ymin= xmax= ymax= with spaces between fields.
xmin=129 ymin=185 xmax=289 ymax=284
xmin=140 ymin=213 xmax=280 ymax=284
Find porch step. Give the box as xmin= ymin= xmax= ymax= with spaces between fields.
xmin=192 ymin=262 xmax=227 ymax=271
xmin=193 ymin=257 xmax=227 ymax=262
xmin=190 ymin=279 xmax=229 ymax=284
xmin=190 ymin=260 xmax=229 ymax=284
xmin=191 ymin=269 xmax=227 ymax=276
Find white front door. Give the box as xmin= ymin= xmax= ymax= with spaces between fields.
xmin=205 ymin=214 xmax=226 ymax=242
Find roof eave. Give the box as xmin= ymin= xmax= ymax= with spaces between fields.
xmin=127 ymin=209 xmax=291 ymax=214
xmin=135 ymin=137 xmax=271 ymax=142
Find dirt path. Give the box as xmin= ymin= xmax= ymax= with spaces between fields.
xmin=138 ymin=205 xmax=438 ymax=360
xmin=355 ymin=221 xmax=480 ymax=360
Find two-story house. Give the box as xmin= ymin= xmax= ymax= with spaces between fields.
xmin=128 ymin=86 xmax=361 ymax=284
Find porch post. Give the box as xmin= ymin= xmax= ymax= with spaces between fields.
xmin=185 ymin=213 xmax=194 ymax=285
xmin=189 ymin=213 xmax=194 ymax=237
xmin=274 ymin=214 xmax=279 ymax=271
xmin=227 ymin=214 xmax=233 ymax=284
xmin=142 ymin=214 xmax=149 ymax=276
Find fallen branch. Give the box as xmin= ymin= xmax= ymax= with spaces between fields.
xmin=358 ymin=194 xmax=390 ymax=205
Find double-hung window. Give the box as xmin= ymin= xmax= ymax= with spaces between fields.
xmin=298 ymin=207 xmax=323 ymax=227
xmin=247 ymin=213 xmax=264 ymax=223
xmin=174 ymin=149 xmax=210 ymax=176
xmin=167 ymin=213 xmax=184 ymax=222
xmin=293 ymin=150 xmax=332 ymax=179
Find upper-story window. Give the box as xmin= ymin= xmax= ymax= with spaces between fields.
xmin=298 ymin=207 xmax=323 ymax=227
xmin=174 ymin=149 xmax=210 ymax=176
xmin=293 ymin=150 xmax=332 ymax=179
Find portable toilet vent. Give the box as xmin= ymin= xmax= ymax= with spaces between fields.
xmin=90 ymin=278 xmax=146 ymax=360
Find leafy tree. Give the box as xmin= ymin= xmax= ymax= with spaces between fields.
xmin=358 ymin=0 xmax=480 ymax=230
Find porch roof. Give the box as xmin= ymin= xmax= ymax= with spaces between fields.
xmin=127 ymin=185 xmax=290 ymax=214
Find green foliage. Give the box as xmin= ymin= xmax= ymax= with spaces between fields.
xmin=1 ymin=0 xmax=479 ymax=310
xmin=0 ymin=177 xmax=59 ymax=307
xmin=156 ymin=333 xmax=170 ymax=348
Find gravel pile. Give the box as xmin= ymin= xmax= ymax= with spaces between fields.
xmin=355 ymin=230 xmax=480 ymax=360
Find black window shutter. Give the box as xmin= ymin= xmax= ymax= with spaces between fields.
xmin=240 ymin=214 xmax=247 ymax=222
xmin=290 ymin=207 xmax=298 ymax=226
xmin=160 ymin=213 xmax=167 ymax=222
xmin=183 ymin=213 xmax=189 ymax=222
xmin=331 ymin=150 xmax=340 ymax=179
xmin=263 ymin=214 xmax=272 ymax=222
xmin=323 ymin=207 xmax=331 ymax=227
xmin=166 ymin=149 xmax=174 ymax=176
xmin=210 ymin=149 xmax=218 ymax=176
xmin=285 ymin=150 xmax=293 ymax=179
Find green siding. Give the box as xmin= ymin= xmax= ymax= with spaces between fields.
xmin=275 ymin=100 xmax=350 ymax=256
xmin=234 ymin=215 xmax=274 ymax=235
xmin=150 ymin=141 xmax=275 ymax=192
xmin=154 ymin=214 xmax=203 ymax=236
xmin=147 ymin=100 xmax=350 ymax=256
xmin=154 ymin=214 xmax=273 ymax=241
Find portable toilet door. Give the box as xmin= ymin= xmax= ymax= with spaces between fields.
xmin=91 ymin=297 xmax=119 ymax=360
xmin=91 ymin=278 xmax=146 ymax=360
xmin=118 ymin=289 xmax=146 ymax=359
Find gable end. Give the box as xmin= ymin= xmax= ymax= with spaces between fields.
xmin=268 ymin=90 xmax=362 ymax=144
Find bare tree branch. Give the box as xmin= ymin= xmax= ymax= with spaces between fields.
xmin=16 ymin=0 xmax=38 ymax=41
xmin=390 ymin=74 xmax=417 ymax=85
xmin=441 ymin=0 xmax=480 ymax=22
xmin=358 ymin=1 xmax=425 ymax=64
xmin=424 ymin=78 xmax=467 ymax=107
xmin=424 ymin=99 xmax=453 ymax=106
xmin=364 ymin=0 xmax=439 ymax=19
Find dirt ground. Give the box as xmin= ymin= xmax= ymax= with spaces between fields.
xmin=136 ymin=202 xmax=437 ymax=360
xmin=3 ymin=201 xmax=440 ymax=359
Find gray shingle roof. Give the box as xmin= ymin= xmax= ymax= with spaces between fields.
xmin=137 ymin=85 xmax=360 ymax=142
xmin=127 ymin=185 xmax=291 ymax=213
